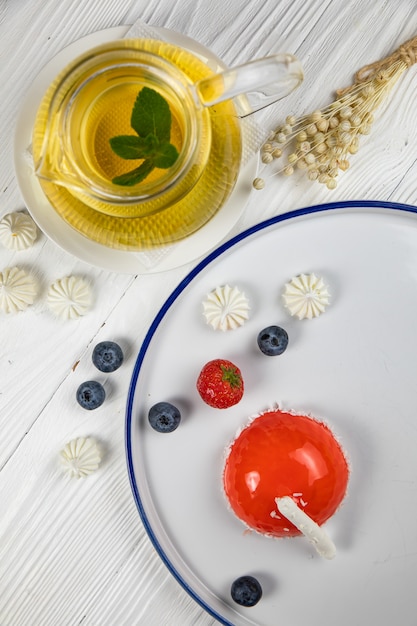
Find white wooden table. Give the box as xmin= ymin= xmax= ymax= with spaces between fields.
xmin=2 ymin=1 xmax=417 ymax=624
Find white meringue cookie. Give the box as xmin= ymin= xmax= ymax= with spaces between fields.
xmin=202 ymin=284 xmax=250 ymax=331
xmin=0 ymin=212 xmax=38 ymax=250
xmin=60 ymin=437 xmax=101 ymax=479
xmin=47 ymin=276 xmax=92 ymax=320
xmin=0 ymin=267 xmax=38 ymax=313
xmin=282 ymin=273 xmax=330 ymax=320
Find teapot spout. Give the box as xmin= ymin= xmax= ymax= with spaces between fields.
xmin=34 ymin=144 xmax=87 ymax=195
xmin=195 ymin=54 xmax=303 ymax=114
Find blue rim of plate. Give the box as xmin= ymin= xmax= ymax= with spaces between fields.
xmin=125 ymin=199 xmax=417 ymax=625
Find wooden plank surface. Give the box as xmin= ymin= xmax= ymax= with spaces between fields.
xmin=1 ymin=1 xmax=417 ymax=624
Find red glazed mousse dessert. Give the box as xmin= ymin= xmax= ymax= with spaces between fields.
xmin=223 ymin=409 xmax=349 ymax=537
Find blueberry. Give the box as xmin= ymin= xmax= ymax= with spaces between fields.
xmin=257 ymin=325 xmax=288 ymax=356
xmin=231 ymin=575 xmax=262 ymax=607
xmin=76 ymin=380 xmax=105 ymax=410
xmin=148 ymin=402 xmax=181 ymax=433
xmin=92 ymin=341 xmax=124 ymax=372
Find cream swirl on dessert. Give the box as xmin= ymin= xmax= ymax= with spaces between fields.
xmin=0 ymin=212 xmax=38 ymax=251
xmin=0 ymin=266 xmax=38 ymax=313
xmin=60 ymin=437 xmax=101 ymax=479
xmin=202 ymin=284 xmax=250 ymax=331
xmin=282 ymin=273 xmax=330 ymax=319
xmin=47 ymin=276 xmax=92 ymax=320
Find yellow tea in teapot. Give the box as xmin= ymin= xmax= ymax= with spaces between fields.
xmin=84 ymin=84 xmax=184 ymax=188
xmin=32 ymin=39 xmax=242 ymax=251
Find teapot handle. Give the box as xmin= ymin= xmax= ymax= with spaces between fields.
xmin=194 ymin=54 xmax=303 ymax=115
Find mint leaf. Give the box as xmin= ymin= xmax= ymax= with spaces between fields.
xmin=153 ymin=142 xmax=180 ymax=169
xmin=109 ymin=134 xmax=158 ymax=160
xmin=108 ymin=87 xmax=179 ymax=186
xmin=112 ymin=159 xmax=155 ymax=186
xmin=131 ymin=87 xmax=171 ymax=142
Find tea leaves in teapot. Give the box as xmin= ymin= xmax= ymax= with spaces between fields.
xmin=109 ymin=87 xmax=179 ymax=186
xmin=152 ymin=142 xmax=181 ymax=169
xmin=112 ymin=159 xmax=155 ymax=186
xmin=109 ymin=134 xmax=159 ymax=160
xmin=131 ymin=87 xmax=172 ymax=143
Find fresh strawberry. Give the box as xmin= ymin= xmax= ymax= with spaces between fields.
xmin=196 ymin=359 xmax=244 ymax=408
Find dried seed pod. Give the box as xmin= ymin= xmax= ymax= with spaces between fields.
xmin=256 ymin=33 xmax=417 ymax=190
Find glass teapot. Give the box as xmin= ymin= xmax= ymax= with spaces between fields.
xmin=32 ymin=39 xmax=302 ymax=250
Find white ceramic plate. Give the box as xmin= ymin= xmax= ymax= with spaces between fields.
xmin=13 ymin=26 xmax=256 ymax=274
xmin=126 ymin=201 xmax=417 ymax=626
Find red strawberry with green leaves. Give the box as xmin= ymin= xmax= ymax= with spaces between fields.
xmin=196 ymin=359 xmax=244 ymax=408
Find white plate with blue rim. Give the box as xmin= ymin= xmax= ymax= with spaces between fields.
xmin=126 ymin=200 xmax=417 ymax=626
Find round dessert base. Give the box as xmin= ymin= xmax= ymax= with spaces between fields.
xmin=223 ymin=408 xmax=349 ymax=539
xmin=13 ymin=26 xmax=257 ymax=274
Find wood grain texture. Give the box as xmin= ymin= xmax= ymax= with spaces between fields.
xmin=2 ymin=0 xmax=417 ymax=624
